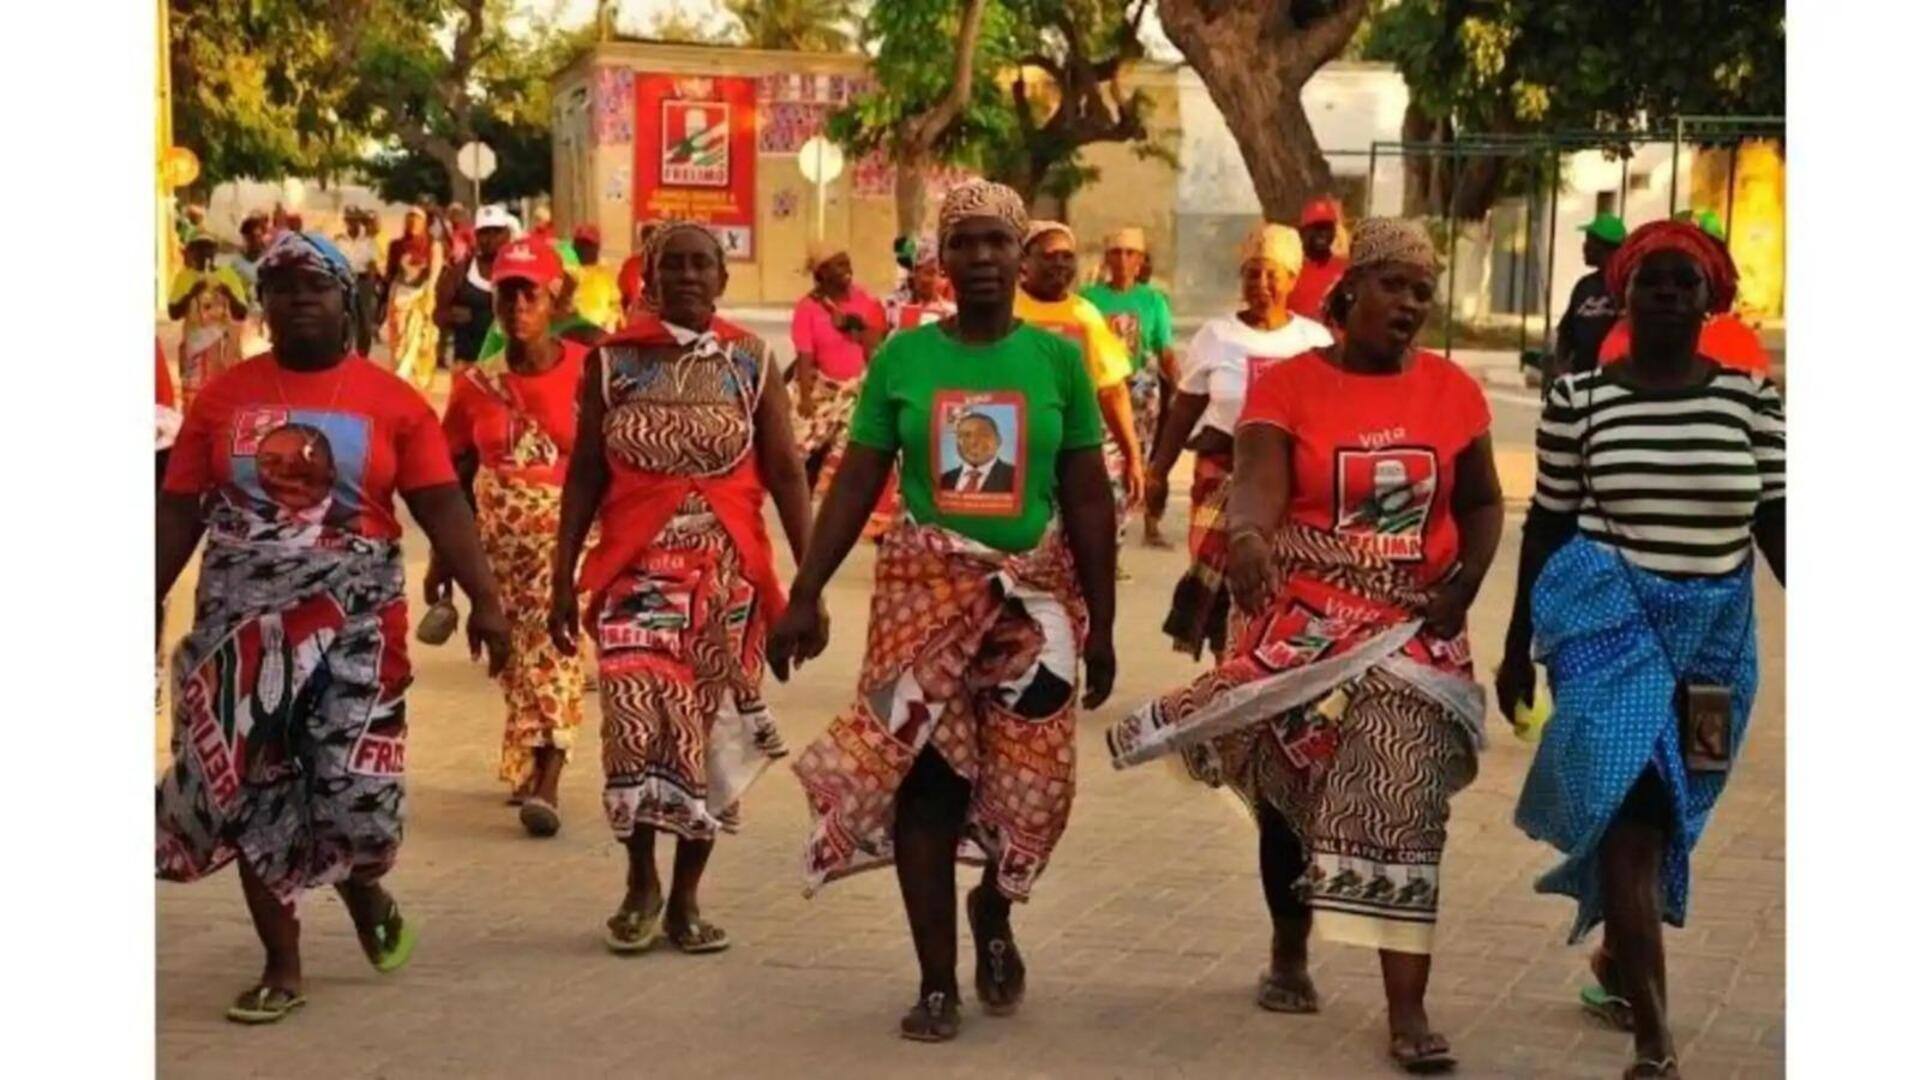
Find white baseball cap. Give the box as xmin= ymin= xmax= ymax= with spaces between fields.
xmin=474 ymin=205 xmax=520 ymax=234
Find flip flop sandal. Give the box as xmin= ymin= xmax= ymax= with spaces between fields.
xmin=1256 ymin=969 xmax=1321 ymax=1014
xmin=966 ymin=888 xmax=1024 ymax=1017
xmin=1623 ymin=1056 xmax=1680 ymax=1079
xmin=899 ymin=989 xmax=961 ymax=1043
xmin=225 ymin=984 xmax=306 ymax=1025
xmin=605 ymin=900 xmax=666 ymax=955
xmin=366 ymin=903 xmax=419 ymax=974
xmin=1584 ymin=949 xmax=1635 ymax=1032
xmin=667 ymin=918 xmax=731 ymax=954
xmin=1388 ymin=1032 xmax=1457 ymax=1075
xmin=1581 ymin=984 xmax=1636 ymax=1031
xmin=519 ymin=797 xmax=561 ymax=838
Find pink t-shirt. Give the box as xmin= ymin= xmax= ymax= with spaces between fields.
xmin=791 ymin=287 xmax=885 ymax=382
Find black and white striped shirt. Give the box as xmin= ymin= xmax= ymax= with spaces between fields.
xmin=1533 ymin=367 xmax=1786 ymax=576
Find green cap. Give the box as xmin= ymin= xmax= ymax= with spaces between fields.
xmin=553 ymin=240 xmax=581 ymax=275
xmin=1579 ymin=213 xmax=1627 ymax=245
xmin=1693 ymin=210 xmax=1726 ymax=241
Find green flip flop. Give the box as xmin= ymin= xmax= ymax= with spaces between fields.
xmin=1581 ymin=984 xmax=1635 ymax=1031
xmin=225 ymin=984 xmax=306 ymax=1025
xmin=367 ymin=906 xmax=419 ymax=974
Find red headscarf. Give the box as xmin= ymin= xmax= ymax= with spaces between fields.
xmin=1605 ymin=220 xmax=1739 ymax=315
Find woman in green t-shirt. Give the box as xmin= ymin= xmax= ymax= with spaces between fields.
xmin=770 ymin=179 xmax=1118 ymax=1044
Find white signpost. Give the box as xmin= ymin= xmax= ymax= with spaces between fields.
xmin=797 ymin=135 xmax=845 ymax=242
xmin=457 ymin=140 xmax=498 ymax=208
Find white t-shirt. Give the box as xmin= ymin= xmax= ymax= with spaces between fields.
xmin=1178 ymin=314 xmax=1334 ymax=436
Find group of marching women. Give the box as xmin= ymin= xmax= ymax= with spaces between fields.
xmin=156 ymin=180 xmax=1782 ymax=1080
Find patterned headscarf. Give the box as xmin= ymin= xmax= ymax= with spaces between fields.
xmin=1239 ymin=223 xmax=1304 ymax=277
xmin=1606 ymin=219 xmax=1739 ymax=314
xmin=642 ymin=220 xmax=724 ymax=278
xmin=258 ymin=230 xmax=356 ymax=297
xmin=1347 ymin=218 xmax=1440 ymax=274
xmin=936 ymin=179 xmax=1029 ymax=252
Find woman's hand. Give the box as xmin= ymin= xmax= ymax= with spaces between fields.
xmin=1494 ymin=651 xmax=1537 ymax=724
xmin=1143 ymin=468 xmax=1169 ymax=519
xmin=1081 ymin=631 xmax=1116 ymax=710
xmin=1226 ymin=530 xmax=1274 ymax=611
xmin=1419 ymin=580 xmax=1473 ymax=640
xmin=1123 ymin=457 xmax=1146 ymax=508
xmin=548 ymin=576 xmax=581 ymax=656
xmin=423 ymin=554 xmax=453 ymax=606
xmin=768 ymin=591 xmax=831 ymax=681
xmin=467 ymin=594 xmax=511 ymax=677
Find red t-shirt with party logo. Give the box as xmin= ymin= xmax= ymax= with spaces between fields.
xmin=442 ymin=340 xmax=588 ymax=486
xmin=163 ymin=354 xmax=457 ymax=543
xmin=1238 ymin=349 xmax=1490 ymax=585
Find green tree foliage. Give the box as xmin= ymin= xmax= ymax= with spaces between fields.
xmin=168 ymin=0 xmax=372 ymax=189
xmin=986 ymin=0 xmax=1175 ymax=208
xmin=1365 ymin=0 xmax=1786 ymax=216
xmin=169 ymin=0 xmax=586 ymax=203
xmin=830 ymin=1 xmax=1168 ymax=225
xmin=724 ymin=0 xmax=861 ymax=51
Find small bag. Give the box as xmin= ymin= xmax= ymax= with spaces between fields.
xmin=1677 ymin=682 xmax=1734 ymax=773
xmin=416 ymin=599 xmax=459 ymax=646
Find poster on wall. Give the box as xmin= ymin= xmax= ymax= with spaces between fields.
xmin=634 ymin=73 xmax=756 ymax=260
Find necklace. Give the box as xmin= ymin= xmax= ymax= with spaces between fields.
xmin=270 ymin=355 xmax=353 ymax=461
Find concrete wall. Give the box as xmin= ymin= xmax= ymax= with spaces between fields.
xmin=554 ymin=46 xmax=1411 ymax=314
xmin=552 ymin=43 xmax=896 ymax=305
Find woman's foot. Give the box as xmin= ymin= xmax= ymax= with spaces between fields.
xmin=1623 ymin=1057 xmax=1680 ymax=1079
xmin=1256 ymin=964 xmax=1320 ymax=1013
xmin=1144 ymin=518 xmax=1173 ymax=549
xmin=1387 ymin=1030 xmax=1456 ymax=1074
xmin=664 ymin=910 xmax=731 ymax=954
xmin=966 ymin=886 xmax=1025 ymax=1017
xmin=899 ymin=988 xmax=962 ymax=1043
xmin=224 ymin=983 xmax=306 ymax=1025
xmin=1582 ymin=948 xmax=1635 ymax=1031
xmin=605 ymin=893 xmax=666 ymax=954
xmin=519 ymin=797 xmax=561 ymax=837
xmin=348 ymin=892 xmax=417 ymax=974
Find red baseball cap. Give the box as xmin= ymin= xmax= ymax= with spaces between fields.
xmin=1300 ymin=197 xmax=1342 ymax=228
xmin=572 ymin=223 xmax=601 ymax=246
xmin=492 ymin=239 xmax=563 ymax=288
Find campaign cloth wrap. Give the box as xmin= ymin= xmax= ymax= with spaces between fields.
xmin=1107 ymin=523 xmax=1485 ymax=953
xmin=581 ymin=314 xmax=788 ymax=841
xmin=794 ymin=520 xmax=1087 ymax=902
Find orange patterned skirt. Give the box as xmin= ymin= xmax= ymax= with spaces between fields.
xmin=475 ymin=468 xmax=585 ymax=792
xmin=794 ymin=522 xmax=1086 ymax=901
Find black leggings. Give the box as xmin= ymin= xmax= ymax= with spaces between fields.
xmin=1256 ymin=800 xmax=1311 ymax=922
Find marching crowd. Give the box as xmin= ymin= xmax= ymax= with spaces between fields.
xmin=156 ymin=178 xmax=1783 ymax=1080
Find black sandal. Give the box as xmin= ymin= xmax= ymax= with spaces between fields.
xmin=967 ymin=887 xmax=1025 ymax=1017
xmin=899 ymin=989 xmax=961 ymax=1043
xmin=1388 ymin=1031 xmax=1457 ymax=1074
xmin=1256 ymin=967 xmax=1320 ymax=1013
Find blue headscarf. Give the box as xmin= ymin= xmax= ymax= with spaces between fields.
xmin=258 ymin=230 xmax=356 ymax=298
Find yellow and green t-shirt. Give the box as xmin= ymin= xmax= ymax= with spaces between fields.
xmin=1014 ymin=289 xmax=1134 ymax=391
xmin=849 ymin=322 xmax=1104 ymax=553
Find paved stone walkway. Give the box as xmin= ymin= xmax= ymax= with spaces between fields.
xmin=156 ymin=467 xmax=1783 ymax=1079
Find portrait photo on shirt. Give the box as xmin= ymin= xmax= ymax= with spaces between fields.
xmin=228 ymin=406 xmax=372 ymax=536
xmin=931 ymin=390 xmax=1025 ymax=516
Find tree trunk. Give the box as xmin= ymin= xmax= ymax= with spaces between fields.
xmin=1159 ymin=0 xmax=1368 ymax=224
xmin=894 ymin=144 xmax=930 ymax=240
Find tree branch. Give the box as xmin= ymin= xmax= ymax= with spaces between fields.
xmin=1291 ymin=0 xmax=1370 ymax=75
xmin=903 ymin=0 xmax=990 ymax=153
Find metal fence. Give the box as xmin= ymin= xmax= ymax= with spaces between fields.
xmin=1348 ymin=116 xmax=1785 ymax=364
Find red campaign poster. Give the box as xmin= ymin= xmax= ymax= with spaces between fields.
xmin=634 ymin=73 xmax=757 ymax=260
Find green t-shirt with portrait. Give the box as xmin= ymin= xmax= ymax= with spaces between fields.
xmin=1079 ymin=281 xmax=1174 ymax=375
xmin=848 ymin=322 xmax=1105 ymax=553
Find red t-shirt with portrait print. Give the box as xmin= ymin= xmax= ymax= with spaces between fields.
xmin=163 ymin=354 xmax=457 ymax=542
xmin=1238 ymin=349 xmax=1490 ymax=586
xmin=441 ymin=340 xmax=587 ymax=486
